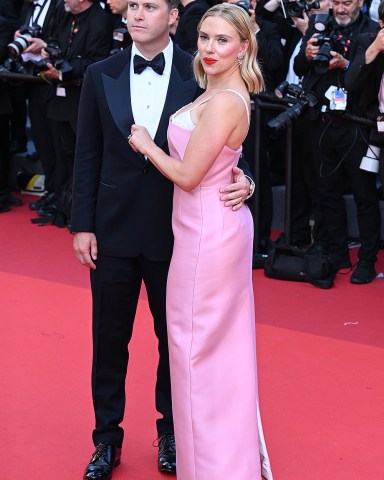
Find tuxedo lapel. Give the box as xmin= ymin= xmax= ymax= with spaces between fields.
xmin=154 ymin=54 xmax=197 ymax=148
xmin=102 ymin=50 xmax=134 ymax=139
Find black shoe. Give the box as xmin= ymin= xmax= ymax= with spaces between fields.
xmin=0 ymin=204 xmax=11 ymax=213
xmin=37 ymin=201 xmax=59 ymax=216
xmin=83 ymin=444 xmax=121 ymax=480
xmin=350 ymin=260 xmax=376 ymax=284
xmin=29 ymin=192 xmax=56 ymax=211
xmin=7 ymin=195 xmax=23 ymax=206
xmin=158 ymin=434 xmax=176 ymax=473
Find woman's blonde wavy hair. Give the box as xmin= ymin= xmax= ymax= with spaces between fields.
xmin=193 ymin=3 xmax=264 ymax=94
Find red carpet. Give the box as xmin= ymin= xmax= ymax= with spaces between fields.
xmin=1 ymin=194 xmax=384 ymax=479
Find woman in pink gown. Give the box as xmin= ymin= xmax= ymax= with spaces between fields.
xmin=129 ymin=4 xmax=273 ymax=479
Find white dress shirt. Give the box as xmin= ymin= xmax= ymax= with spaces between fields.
xmin=29 ymin=0 xmax=51 ymax=28
xmin=130 ymin=39 xmax=174 ymax=140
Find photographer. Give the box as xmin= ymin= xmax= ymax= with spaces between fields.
xmin=37 ymin=0 xmax=112 ymax=219
xmin=0 ymin=15 xmax=15 ymax=213
xmin=6 ymin=0 xmax=65 ymax=213
xmin=293 ymin=0 xmax=381 ymax=283
xmin=106 ymin=0 xmax=132 ymax=53
xmin=344 ymin=0 xmax=384 ymax=195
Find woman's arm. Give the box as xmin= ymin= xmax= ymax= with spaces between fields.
xmin=129 ymin=91 xmax=249 ymax=191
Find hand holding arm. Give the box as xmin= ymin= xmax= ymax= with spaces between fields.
xmin=73 ymin=232 xmax=98 ymax=269
xmin=220 ymin=166 xmax=251 ymax=211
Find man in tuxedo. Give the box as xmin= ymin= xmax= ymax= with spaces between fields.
xmin=71 ymin=0 xmax=253 ymax=478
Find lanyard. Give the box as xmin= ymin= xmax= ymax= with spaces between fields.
xmin=64 ymin=18 xmax=79 ymax=58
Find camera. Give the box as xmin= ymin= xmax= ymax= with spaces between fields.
xmin=33 ymin=43 xmax=64 ymax=72
xmin=311 ymin=14 xmax=351 ymax=74
xmin=7 ymin=24 xmax=42 ymax=57
xmin=267 ymin=81 xmax=319 ymax=131
xmin=281 ymin=0 xmax=320 ymax=18
xmin=235 ymin=0 xmax=252 ymax=15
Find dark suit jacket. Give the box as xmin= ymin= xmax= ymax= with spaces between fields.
xmin=174 ymin=0 xmax=210 ymax=54
xmin=19 ymin=0 xmax=64 ymax=38
xmin=47 ymin=2 xmax=113 ymax=124
xmin=344 ymin=32 xmax=384 ymax=145
xmin=0 ymin=15 xmax=13 ymax=115
xmin=344 ymin=32 xmax=384 ymax=118
xmin=71 ymin=45 xmax=199 ymax=261
xmin=256 ymin=17 xmax=285 ymax=91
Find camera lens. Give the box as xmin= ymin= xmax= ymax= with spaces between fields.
xmin=7 ymin=35 xmax=30 ymax=57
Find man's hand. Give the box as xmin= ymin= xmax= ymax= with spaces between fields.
xmin=292 ymin=12 xmax=309 ymax=35
xmin=219 ymin=166 xmax=251 ymax=211
xmin=73 ymin=232 xmax=98 ymax=269
xmin=24 ymin=37 xmax=47 ymax=55
xmin=329 ymin=51 xmax=349 ymax=70
xmin=39 ymin=61 xmax=60 ymax=79
xmin=305 ymin=35 xmax=321 ymax=60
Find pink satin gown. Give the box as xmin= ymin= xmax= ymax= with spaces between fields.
xmin=166 ymin=91 xmax=272 ymax=480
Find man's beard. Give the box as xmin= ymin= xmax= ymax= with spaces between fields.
xmin=334 ymin=8 xmax=360 ymax=27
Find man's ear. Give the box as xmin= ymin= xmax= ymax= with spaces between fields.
xmin=169 ymin=7 xmax=179 ymax=27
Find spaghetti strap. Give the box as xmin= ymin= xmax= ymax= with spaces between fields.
xmin=189 ymin=89 xmax=250 ymax=124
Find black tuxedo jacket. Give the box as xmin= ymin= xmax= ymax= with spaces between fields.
xmin=71 ymin=45 xmax=199 ymax=261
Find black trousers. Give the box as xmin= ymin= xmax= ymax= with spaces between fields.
xmin=90 ymin=254 xmax=173 ymax=447
xmin=51 ymin=118 xmax=76 ymax=195
xmin=312 ymin=118 xmax=381 ymax=262
xmin=28 ymin=84 xmax=57 ymax=192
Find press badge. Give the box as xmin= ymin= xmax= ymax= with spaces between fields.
xmin=377 ymin=114 xmax=384 ymax=132
xmin=56 ymin=86 xmax=66 ymax=97
xmin=325 ymin=86 xmax=347 ymax=110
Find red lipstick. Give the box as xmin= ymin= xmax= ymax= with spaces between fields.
xmin=203 ymin=57 xmax=217 ymax=65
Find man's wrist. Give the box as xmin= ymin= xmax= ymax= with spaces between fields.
xmin=244 ymin=175 xmax=255 ymax=200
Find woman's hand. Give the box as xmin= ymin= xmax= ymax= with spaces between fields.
xmin=128 ymin=124 xmax=154 ymax=156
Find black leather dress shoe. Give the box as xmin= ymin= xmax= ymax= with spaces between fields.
xmin=7 ymin=195 xmax=23 ymax=206
xmin=158 ymin=434 xmax=176 ymax=473
xmin=83 ymin=443 xmax=121 ymax=480
xmin=29 ymin=191 xmax=56 ymax=211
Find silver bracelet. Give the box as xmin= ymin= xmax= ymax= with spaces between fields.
xmin=244 ymin=175 xmax=255 ymax=200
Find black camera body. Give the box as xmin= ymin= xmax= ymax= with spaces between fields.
xmin=267 ymin=81 xmax=319 ymax=131
xmin=33 ymin=43 xmax=63 ymax=72
xmin=7 ymin=23 xmax=42 ymax=57
xmin=282 ymin=0 xmax=320 ymax=18
xmin=312 ymin=14 xmax=351 ymax=73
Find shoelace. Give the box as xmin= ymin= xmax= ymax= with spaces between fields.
xmin=91 ymin=443 xmax=109 ymax=462
xmin=153 ymin=434 xmax=176 ymax=453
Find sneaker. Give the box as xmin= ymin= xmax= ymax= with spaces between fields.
xmin=350 ymin=260 xmax=376 ymax=284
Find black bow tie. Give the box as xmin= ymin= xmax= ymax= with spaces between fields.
xmin=133 ymin=52 xmax=165 ymax=75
